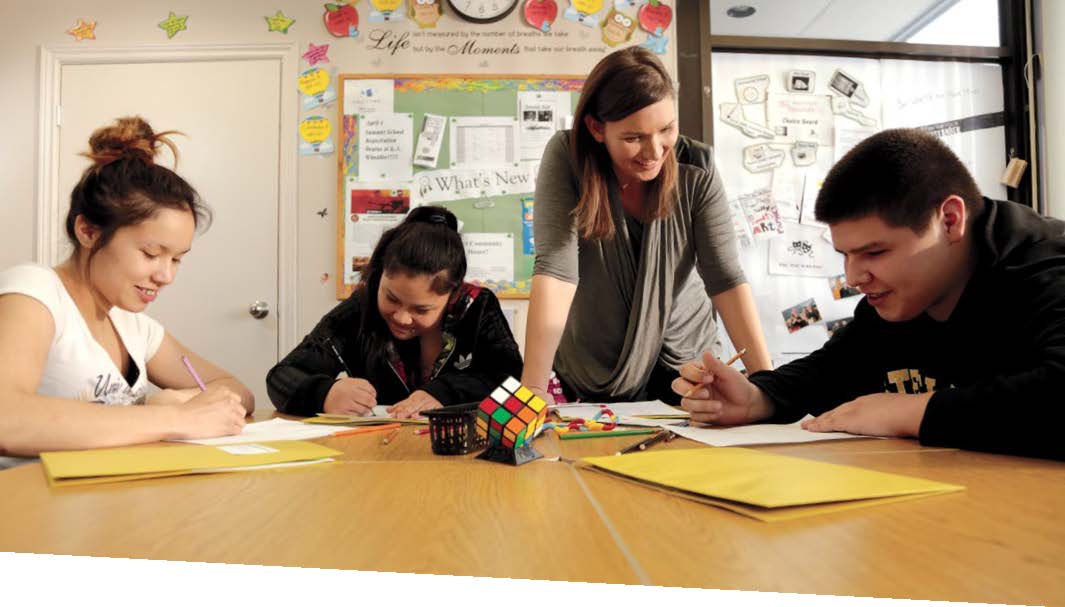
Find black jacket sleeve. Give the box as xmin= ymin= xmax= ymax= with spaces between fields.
xmin=266 ymin=296 xmax=362 ymax=416
xmin=919 ymin=268 xmax=1065 ymax=460
xmin=420 ymin=291 xmax=524 ymax=405
xmin=749 ymin=303 xmax=882 ymax=423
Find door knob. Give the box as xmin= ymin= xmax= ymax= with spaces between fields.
xmin=249 ymin=301 xmax=270 ymax=319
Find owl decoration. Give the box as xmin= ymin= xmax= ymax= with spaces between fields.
xmin=600 ymin=8 xmax=636 ymax=47
xmin=409 ymin=0 xmax=443 ymax=28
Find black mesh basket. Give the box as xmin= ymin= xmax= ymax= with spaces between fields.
xmin=423 ymin=402 xmax=486 ymax=455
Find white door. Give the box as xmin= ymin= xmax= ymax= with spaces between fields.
xmin=57 ymin=59 xmax=282 ymax=408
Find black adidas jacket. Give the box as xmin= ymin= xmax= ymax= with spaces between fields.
xmin=267 ymin=284 xmax=523 ymax=415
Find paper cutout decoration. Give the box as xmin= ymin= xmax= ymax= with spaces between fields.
xmin=299 ymin=67 xmax=338 ymax=110
xmin=564 ymin=0 xmax=603 ymax=27
xmin=523 ymin=0 xmax=558 ymax=32
xmin=742 ymin=144 xmax=785 ymax=173
xmin=476 ymin=377 xmax=548 ymax=466
xmin=615 ymin=0 xmax=647 ymax=8
xmin=299 ymin=116 xmax=335 ymax=155
xmin=265 ymin=10 xmax=296 ymax=33
xmin=303 ymin=42 xmax=331 ymax=65
xmin=719 ymin=102 xmax=775 ymax=139
xmin=828 ymin=69 xmax=870 ymax=107
xmin=369 ymin=0 xmax=405 ymax=22
xmin=409 ymin=0 xmax=443 ymax=28
xmin=600 ymin=8 xmax=636 ymax=47
xmin=637 ymin=0 xmax=670 ymax=34
xmin=157 ymin=12 xmax=188 ymax=39
xmin=323 ymin=2 xmax=360 ymax=37
xmin=66 ymin=19 xmax=97 ymax=41
xmin=640 ymin=31 xmax=669 ymax=54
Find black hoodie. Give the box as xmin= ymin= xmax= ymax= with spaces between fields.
xmin=750 ymin=198 xmax=1065 ymax=460
xmin=267 ymin=283 xmax=523 ymax=415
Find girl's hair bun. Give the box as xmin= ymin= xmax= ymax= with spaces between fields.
xmin=83 ymin=116 xmax=182 ymax=169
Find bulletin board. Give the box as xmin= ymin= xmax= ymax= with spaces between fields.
xmin=336 ymin=74 xmax=585 ymax=300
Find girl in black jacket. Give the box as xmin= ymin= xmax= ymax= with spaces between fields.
xmin=267 ymin=206 xmax=523 ymax=418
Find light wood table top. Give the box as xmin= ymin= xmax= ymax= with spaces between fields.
xmin=0 ymin=420 xmax=1061 ymax=606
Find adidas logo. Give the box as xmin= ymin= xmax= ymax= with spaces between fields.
xmin=455 ymin=353 xmax=472 ymax=370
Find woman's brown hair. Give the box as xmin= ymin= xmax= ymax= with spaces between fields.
xmin=67 ymin=116 xmax=211 ymax=261
xmin=571 ymin=46 xmax=677 ymax=240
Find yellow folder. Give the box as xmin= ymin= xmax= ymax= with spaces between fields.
xmin=40 ymin=440 xmax=341 ymax=487
xmin=580 ymin=447 xmax=965 ymax=522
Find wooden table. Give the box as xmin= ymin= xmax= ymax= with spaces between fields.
xmin=0 ymin=424 xmax=1061 ymax=606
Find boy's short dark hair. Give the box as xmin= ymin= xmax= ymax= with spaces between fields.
xmin=814 ymin=128 xmax=984 ymax=232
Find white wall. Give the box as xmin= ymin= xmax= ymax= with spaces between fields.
xmin=1039 ymin=0 xmax=1065 ymax=219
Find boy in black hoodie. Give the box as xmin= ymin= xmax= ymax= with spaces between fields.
xmin=674 ymin=128 xmax=1065 ymax=461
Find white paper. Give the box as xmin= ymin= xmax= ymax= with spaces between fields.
xmin=178 ymin=419 xmax=339 ymax=446
xmin=669 ymin=417 xmax=870 ymax=447
xmin=767 ymin=93 xmax=834 ymax=146
xmin=344 ymin=79 xmax=395 ymax=115
xmin=449 ymin=116 xmax=519 ymax=168
xmin=518 ymin=90 xmax=568 ymax=161
xmin=357 ymin=113 xmax=413 ymax=182
xmin=768 ymin=222 xmax=843 ymax=278
xmin=615 ymin=416 xmax=690 ymax=428
xmin=462 ymin=233 xmax=514 ymax=282
xmin=550 ymin=400 xmax=688 ymax=420
xmin=833 ymin=126 xmax=879 ymax=163
xmin=413 ymin=113 xmax=447 ymax=169
xmin=413 ymin=163 xmax=538 ymax=204
xmin=738 ymin=188 xmax=784 ymax=240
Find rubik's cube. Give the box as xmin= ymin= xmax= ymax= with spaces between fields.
xmin=475 ymin=377 xmax=548 ymax=466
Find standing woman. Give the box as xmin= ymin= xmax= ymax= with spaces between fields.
xmin=522 ymin=47 xmax=771 ymax=404
xmin=0 ymin=116 xmax=252 ymax=467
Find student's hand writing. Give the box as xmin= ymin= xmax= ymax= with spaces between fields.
xmin=169 ymin=386 xmax=247 ymax=439
xmin=801 ymin=392 xmax=930 ymax=437
xmin=672 ymin=351 xmax=774 ymax=425
xmin=324 ymin=378 xmax=377 ymax=416
xmin=388 ymin=390 xmax=442 ymax=419
xmin=146 ymin=387 xmax=200 ymax=407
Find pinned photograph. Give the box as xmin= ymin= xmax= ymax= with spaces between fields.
xmin=826 ymin=317 xmax=853 ymax=338
xmin=828 ymin=274 xmax=861 ymax=300
xmin=781 ymin=298 xmax=822 ymax=334
xmin=791 ymin=141 xmax=818 ymax=166
xmin=786 ymin=70 xmax=815 ymax=93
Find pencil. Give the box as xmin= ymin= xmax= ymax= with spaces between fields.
xmin=381 ymin=427 xmax=400 ymax=445
xmin=332 ymin=423 xmax=400 ymax=438
xmin=325 ymin=337 xmax=353 ymax=377
xmin=682 ymin=348 xmax=747 ymax=398
xmin=615 ymin=430 xmax=672 ymax=455
xmin=181 ymin=356 xmax=207 ymax=392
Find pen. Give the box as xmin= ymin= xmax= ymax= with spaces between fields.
xmin=382 ymin=427 xmax=400 ymax=445
xmin=325 ymin=337 xmax=353 ymax=377
xmin=181 ymin=355 xmax=207 ymax=392
xmin=682 ymin=348 xmax=747 ymax=398
xmin=616 ymin=429 xmax=672 ymax=455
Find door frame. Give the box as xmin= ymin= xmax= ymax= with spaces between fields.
xmin=36 ymin=43 xmax=300 ymax=354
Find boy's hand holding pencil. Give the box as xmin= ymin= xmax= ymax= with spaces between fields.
xmin=672 ymin=349 xmax=775 ymax=426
